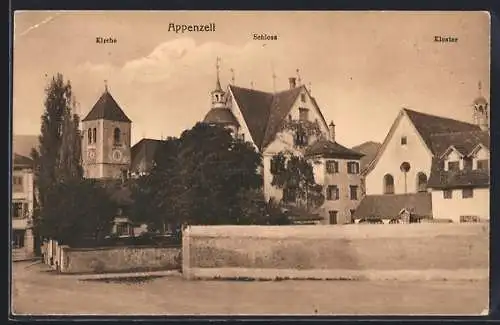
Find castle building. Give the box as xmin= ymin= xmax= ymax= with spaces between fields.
xmin=202 ymin=61 xmax=364 ymax=224
xmin=354 ymin=83 xmax=490 ymax=223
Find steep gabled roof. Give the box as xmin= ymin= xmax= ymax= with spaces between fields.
xmin=403 ymin=108 xmax=480 ymax=154
xmin=229 ymin=85 xmax=312 ymax=151
xmin=429 ymin=130 xmax=490 ymax=158
xmin=363 ymin=108 xmax=486 ymax=176
xmin=353 ymin=193 xmax=432 ymax=220
xmin=130 ymin=138 xmax=163 ymax=173
xmin=82 ymin=90 xmax=132 ymax=123
xmin=261 ymin=87 xmax=304 ymax=149
xmin=305 ymin=139 xmax=364 ymax=160
xmin=229 ymin=85 xmax=274 ymax=149
xmin=427 ymin=157 xmax=489 ymax=189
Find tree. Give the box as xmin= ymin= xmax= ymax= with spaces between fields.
xmin=39 ymin=179 xmax=116 ymax=246
xmin=30 ymin=74 xmax=83 ymax=246
xmin=129 ymin=137 xmax=185 ymax=232
xmin=270 ymin=152 xmax=325 ymax=211
xmin=130 ymin=123 xmax=263 ymax=227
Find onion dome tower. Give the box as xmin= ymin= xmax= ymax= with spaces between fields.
xmin=203 ymin=57 xmax=239 ymax=135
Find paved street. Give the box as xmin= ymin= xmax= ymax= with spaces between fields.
xmin=12 ymin=261 xmax=488 ymax=316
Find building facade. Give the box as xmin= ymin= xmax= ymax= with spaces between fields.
xmin=12 ymin=154 xmax=35 ymax=259
xmin=355 ymin=87 xmax=489 ymax=223
xmin=81 ymin=85 xmax=132 ymax=180
xmin=202 ymin=64 xmax=364 ymax=224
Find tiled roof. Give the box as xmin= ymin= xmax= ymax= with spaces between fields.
xmin=82 ymin=90 xmax=132 ymax=123
xmin=261 ymin=87 xmax=304 ymax=149
xmin=229 ymin=85 xmax=320 ymax=150
xmin=427 ymin=158 xmax=489 ymax=189
xmin=203 ymin=107 xmax=239 ymax=126
xmin=403 ymin=108 xmax=481 ymax=154
xmin=229 ymin=86 xmax=274 ymax=149
xmin=130 ymin=138 xmax=163 ymax=174
xmin=13 ymin=135 xmax=38 ymax=157
xmin=13 ymin=153 xmax=34 ymax=167
xmin=353 ymin=193 xmax=432 ymax=219
xmin=363 ymin=109 xmax=486 ymax=176
xmin=305 ymin=139 xmax=364 ymax=159
xmin=429 ymin=130 xmax=490 ymax=157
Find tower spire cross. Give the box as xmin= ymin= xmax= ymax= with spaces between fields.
xmin=230 ymin=68 xmax=235 ymax=84
xmin=296 ymin=68 xmax=301 ymax=85
xmin=104 ymin=79 xmax=108 ymax=92
xmin=216 ymin=57 xmax=221 ymax=79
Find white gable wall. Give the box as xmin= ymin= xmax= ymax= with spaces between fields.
xmin=287 ymin=88 xmax=330 ymax=137
xmin=365 ymin=112 xmax=433 ymax=195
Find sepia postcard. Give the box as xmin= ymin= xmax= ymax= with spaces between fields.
xmin=11 ymin=11 xmax=490 ymax=316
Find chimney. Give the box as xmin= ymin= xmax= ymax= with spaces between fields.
xmin=289 ymin=77 xmax=297 ymax=89
xmin=329 ymin=121 xmax=335 ymax=142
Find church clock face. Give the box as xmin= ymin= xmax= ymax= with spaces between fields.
xmin=112 ymin=149 xmax=123 ymax=162
xmin=87 ymin=149 xmax=96 ymax=163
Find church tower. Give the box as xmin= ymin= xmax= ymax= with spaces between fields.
xmin=473 ymin=81 xmax=489 ymax=131
xmin=81 ymin=82 xmax=132 ymax=179
xmin=203 ymin=57 xmax=240 ymax=135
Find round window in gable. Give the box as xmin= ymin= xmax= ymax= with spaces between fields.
xmin=400 ymin=162 xmax=411 ymax=173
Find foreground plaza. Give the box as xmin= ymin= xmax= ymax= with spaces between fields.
xmin=12 ymin=261 xmax=487 ymax=316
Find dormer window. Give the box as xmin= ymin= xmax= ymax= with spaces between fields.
xmin=401 ymin=136 xmax=407 ymax=145
xmin=442 ymin=146 xmax=464 ymax=171
xmin=476 ymin=159 xmax=489 ymax=171
xmin=447 ymin=161 xmax=460 ymax=172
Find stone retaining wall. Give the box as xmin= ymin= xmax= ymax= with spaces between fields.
xmin=182 ymin=223 xmax=489 ymax=281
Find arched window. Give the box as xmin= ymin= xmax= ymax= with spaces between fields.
xmin=384 ymin=174 xmax=394 ymax=194
xmin=88 ymin=128 xmax=92 ymax=144
xmin=113 ymin=128 xmax=121 ymax=145
xmin=92 ymin=128 xmax=97 ymax=144
xmin=417 ymin=172 xmax=428 ymax=192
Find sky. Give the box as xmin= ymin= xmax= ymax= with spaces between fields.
xmin=13 ymin=11 xmax=490 ymax=147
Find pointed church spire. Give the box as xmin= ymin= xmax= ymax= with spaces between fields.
xmin=215 ymin=57 xmax=222 ymax=92
xmin=211 ymin=57 xmax=225 ymax=109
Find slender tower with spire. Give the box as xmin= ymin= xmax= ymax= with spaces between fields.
xmin=211 ymin=57 xmax=226 ymax=108
xmin=473 ymin=80 xmax=489 ymax=131
xmin=203 ymin=57 xmax=239 ymax=135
